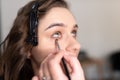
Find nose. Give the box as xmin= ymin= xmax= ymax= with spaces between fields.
xmin=65 ymin=37 xmax=80 ymax=56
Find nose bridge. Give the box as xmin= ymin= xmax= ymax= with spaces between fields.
xmin=65 ymin=35 xmax=80 ymax=54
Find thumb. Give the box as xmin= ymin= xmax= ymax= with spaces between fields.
xmin=64 ymin=54 xmax=83 ymax=74
xmin=32 ymin=76 xmax=39 ymax=80
xmin=64 ymin=55 xmax=85 ymax=80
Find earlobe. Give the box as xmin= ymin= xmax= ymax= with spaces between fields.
xmin=27 ymin=51 xmax=31 ymax=59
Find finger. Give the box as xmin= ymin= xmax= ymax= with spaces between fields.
xmin=64 ymin=54 xmax=83 ymax=74
xmin=42 ymin=60 xmax=51 ymax=80
xmin=38 ymin=63 xmax=44 ymax=80
xmin=47 ymin=50 xmax=68 ymax=80
xmin=39 ymin=53 xmax=52 ymax=79
xmin=64 ymin=54 xmax=85 ymax=80
xmin=51 ymin=50 xmax=65 ymax=62
xmin=32 ymin=76 xmax=39 ymax=80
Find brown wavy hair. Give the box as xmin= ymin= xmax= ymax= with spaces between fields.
xmin=0 ymin=0 xmax=68 ymax=80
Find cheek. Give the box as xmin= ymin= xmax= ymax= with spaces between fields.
xmin=30 ymin=38 xmax=56 ymax=64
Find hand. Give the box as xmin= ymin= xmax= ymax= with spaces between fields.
xmin=32 ymin=50 xmax=85 ymax=80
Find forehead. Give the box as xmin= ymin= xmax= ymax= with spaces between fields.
xmin=38 ymin=7 xmax=76 ymax=30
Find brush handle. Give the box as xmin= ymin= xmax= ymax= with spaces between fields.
xmin=62 ymin=58 xmax=71 ymax=80
xmin=55 ymin=39 xmax=71 ymax=80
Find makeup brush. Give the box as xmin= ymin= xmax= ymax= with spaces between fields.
xmin=55 ymin=39 xmax=71 ymax=80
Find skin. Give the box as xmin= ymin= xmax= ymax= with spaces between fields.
xmin=29 ymin=7 xmax=85 ymax=80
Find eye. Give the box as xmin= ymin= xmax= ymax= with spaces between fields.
xmin=72 ymin=30 xmax=77 ymax=38
xmin=52 ymin=31 xmax=62 ymax=39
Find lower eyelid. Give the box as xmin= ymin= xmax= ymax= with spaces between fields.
xmin=72 ymin=32 xmax=77 ymax=37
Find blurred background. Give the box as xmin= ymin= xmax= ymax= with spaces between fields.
xmin=0 ymin=0 xmax=120 ymax=80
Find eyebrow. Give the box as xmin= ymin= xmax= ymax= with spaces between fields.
xmin=74 ymin=24 xmax=78 ymax=29
xmin=44 ymin=23 xmax=78 ymax=31
xmin=44 ymin=23 xmax=65 ymax=31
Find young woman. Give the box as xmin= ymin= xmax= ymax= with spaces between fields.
xmin=0 ymin=0 xmax=85 ymax=80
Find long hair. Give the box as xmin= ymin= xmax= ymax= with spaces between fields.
xmin=0 ymin=0 xmax=68 ymax=80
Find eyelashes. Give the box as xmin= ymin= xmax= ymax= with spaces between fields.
xmin=51 ymin=30 xmax=77 ymax=39
xmin=71 ymin=30 xmax=77 ymax=38
xmin=51 ymin=31 xmax=62 ymax=39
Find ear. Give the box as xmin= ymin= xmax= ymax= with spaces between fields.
xmin=27 ymin=51 xmax=31 ymax=59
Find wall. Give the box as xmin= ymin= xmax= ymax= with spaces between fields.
xmin=1 ymin=0 xmax=120 ymax=59
xmin=68 ymin=0 xmax=120 ymax=59
xmin=1 ymin=0 xmax=29 ymax=41
xmin=0 ymin=0 xmax=1 ymax=42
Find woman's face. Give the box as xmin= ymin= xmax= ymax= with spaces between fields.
xmin=30 ymin=7 xmax=80 ymax=67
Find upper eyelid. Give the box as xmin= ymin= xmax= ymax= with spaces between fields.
xmin=72 ymin=29 xmax=77 ymax=33
xmin=49 ymin=27 xmax=64 ymax=33
xmin=52 ymin=30 xmax=63 ymax=36
xmin=47 ymin=27 xmax=78 ymax=36
xmin=51 ymin=29 xmax=77 ymax=36
xmin=50 ymin=29 xmax=63 ymax=36
xmin=44 ymin=26 xmax=64 ymax=33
